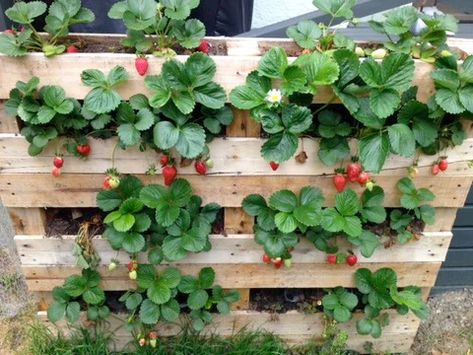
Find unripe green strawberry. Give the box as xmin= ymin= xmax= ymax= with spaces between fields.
xmin=150 ymin=339 xmax=157 ymax=348
xmin=129 ymin=270 xmax=137 ymax=280
xmin=365 ymin=181 xmax=375 ymax=191
xmin=109 ymin=176 xmax=120 ymax=189
xmin=355 ymin=46 xmax=365 ymax=57
xmin=371 ymin=48 xmax=387 ymax=59
xmin=440 ymin=49 xmax=452 ymax=57
xmin=284 ymin=258 xmax=292 ymax=268
xmin=108 ymin=261 xmax=117 ymax=272
xmin=205 ymin=158 xmax=214 ymax=169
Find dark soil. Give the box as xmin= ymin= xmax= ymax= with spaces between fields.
xmin=45 ymin=208 xmax=104 ymax=237
xmin=67 ymin=35 xmax=228 ymax=55
xmin=250 ymin=288 xmax=325 ymax=314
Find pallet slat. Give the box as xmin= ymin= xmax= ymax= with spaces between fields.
xmin=37 ymin=309 xmax=420 ymax=353
xmin=0 ymin=173 xmax=470 ymax=208
xmin=0 ymin=47 xmax=435 ymax=103
xmin=2 ymin=135 xmax=473 ymax=176
xmin=14 ymin=232 xmax=452 ymax=265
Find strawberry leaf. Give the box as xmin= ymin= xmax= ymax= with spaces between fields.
xmin=286 ymin=20 xmax=321 ymax=49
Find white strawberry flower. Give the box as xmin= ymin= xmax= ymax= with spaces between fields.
xmin=265 ymin=89 xmax=282 ymax=104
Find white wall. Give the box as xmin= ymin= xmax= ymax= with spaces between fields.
xmin=251 ymin=0 xmax=315 ymax=29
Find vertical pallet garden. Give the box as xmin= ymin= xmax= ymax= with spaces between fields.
xmin=1 ymin=1 xmax=473 ymax=352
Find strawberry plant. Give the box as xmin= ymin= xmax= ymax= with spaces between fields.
xmin=108 ymin=0 xmax=205 ymax=54
xmin=121 ymin=265 xmax=239 ymax=332
xmin=354 ymin=268 xmax=428 ymax=338
xmin=322 ymin=287 xmax=358 ymax=323
xmin=286 ymin=0 xmax=357 ymax=51
xmin=47 ymin=269 xmax=109 ymax=324
xmin=0 ymin=0 xmax=94 ymax=56
xmin=97 ymin=176 xmax=220 ymax=262
xmin=242 ymin=185 xmax=386 ymax=261
xmin=368 ymin=6 xmax=458 ymax=61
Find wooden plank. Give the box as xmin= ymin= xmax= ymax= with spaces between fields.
xmin=36 ymin=309 xmax=420 ymax=353
xmin=3 ymin=135 xmax=473 ymax=176
xmin=0 ymin=51 xmax=435 ymax=103
xmin=8 ymin=208 xmax=46 ymax=235
xmin=14 ymin=232 xmax=452 ymax=265
xmin=424 ymin=208 xmax=459 ymax=232
xmin=0 ymin=174 xmax=470 ymax=208
xmin=224 ymin=208 xmax=254 ymax=235
xmin=231 ymin=289 xmax=250 ymax=311
xmin=0 ymin=102 xmax=19 ymax=133
xmin=226 ymin=108 xmax=261 ymax=137
xmin=23 ymin=261 xmax=441 ymax=291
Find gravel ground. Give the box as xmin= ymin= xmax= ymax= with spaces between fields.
xmin=411 ymin=288 xmax=473 ymax=355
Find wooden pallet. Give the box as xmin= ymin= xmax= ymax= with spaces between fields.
xmin=1 ymin=36 xmax=472 ymax=353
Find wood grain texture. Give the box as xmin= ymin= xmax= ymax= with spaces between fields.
xmin=8 ymin=208 xmax=46 ymax=235
xmin=0 ymin=173 xmax=470 ymax=208
xmin=14 ymin=232 xmax=452 ymax=265
xmin=0 ymin=44 xmax=435 ymax=103
xmin=3 ymin=135 xmax=473 ymax=176
xmin=23 ymin=261 xmax=441 ymax=291
xmin=37 ymin=309 xmax=420 ymax=353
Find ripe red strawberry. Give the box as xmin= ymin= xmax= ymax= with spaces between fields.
xmin=197 ymin=40 xmax=211 ymax=54
xmin=262 ymin=254 xmax=271 ymax=264
xmin=103 ymin=177 xmax=112 ymax=190
xmin=272 ymin=258 xmax=283 ymax=269
xmin=358 ymin=171 xmax=370 ymax=186
xmin=194 ymin=160 xmax=207 ymax=175
xmin=327 ymin=255 xmax=337 ymax=264
xmin=432 ymin=164 xmax=440 ymax=176
xmin=160 ymin=154 xmax=169 ymax=167
xmin=127 ymin=260 xmax=137 ymax=272
xmin=438 ymin=159 xmax=448 ymax=171
xmin=52 ymin=167 xmax=61 ymax=177
xmin=333 ymin=174 xmax=346 ymax=192
xmin=270 ymin=161 xmax=279 ymax=171
xmin=346 ymin=255 xmax=358 ymax=266
xmin=77 ymin=144 xmax=91 ymax=156
xmin=4 ymin=29 xmax=15 ymax=35
xmin=346 ymin=162 xmax=362 ymax=182
xmin=135 ymin=57 xmax=149 ymax=76
xmin=53 ymin=156 xmax=64 ymax=168
xmin=149 ymin=331 xmax=158 ymax=340
xmin=163 ymin=165 xmax=177 ymax=186
xmin=66 ymin=45 xmax=78 ymax=53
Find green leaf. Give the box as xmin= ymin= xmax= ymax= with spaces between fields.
xmin=84 ymin=87 xmax=121 ymax=114
xmin=269 ymin=190 xmax=298 ymax=212
xmin=274 ymin=212 xmax=298 ymax=233
xmin=230 ymin=71 xmax=271 ymax=110
xmin=172 ymin=19 xmax=205 ymax=49
xmin=82 ymin=287 xmax=105 ymax=305
xmin=359 ymin=133 xmax=390 ymax=173
xmin=333 ymin=306 xmax=351 ymax=322
xmin=139 ymin=299 xmax=160 ymax=324
xmin=258 ymin=47 xmax=288 ymax=79
xmin=113 ymin=214 xmax=135 ymax=232
xmin=286 ymin=20 xmax=321 ymax=49
xmin=153 ymin=121 xmax=180 ymax=151
xmin=161 ymin=299 xmax=180 ymax=321
xmin=242 ymin=194 xmax=268 ymax=216
xmin=383 ymin=7 xmax=419 ymax=35
xmin=349 ymin=230 xmax=380 ymax=258
xmin=261 ymin=131 xmax=298 ymax=163
xmin=198 ymin=267 xmax=215 ymax=289
xmin=312 ymin=0 xmax=356 ymax=19
xmin=281 ymin=66 xmax=307 ymax=96
xmin=297 ymin=52 xmax=340 ymax=90
xmin=175 ymin=123 xmax=206 ymax=158
xmin=459 ymin=86 xmax=473 ymax=113
xmin=188 ymin=289 xmax=209 ymax=310
xmin=361 ymin=186 xmax=386 ymax=224
xmin=63 ymin=275 xmax=87 ymax=297
xmin=6 ymin=1 xmax=47 ymax=24
xmin=125 ymin=293 xmax=143 ymax=310
xmin=65 ymin=302 xmax=80 ymax=323
xmin=357 ymin=319 xmax=373 ymax=335
xmin=318 ymin=137 xmax=350 ymax=166
xmin=47 ymin=302 xmax=66 ymax=323
xmin=122 ymin=232 xmax=145 ymax=253
xmin=160 ymin=267 xmax=182 ymax=288
xmin=387 ymin=123 xmax=416 ymax=157
xmin=148 ymin=282 xmax=171 ymax=305
xmin=194 ymin=82 xmax=226 ymax=110
xmin=335 ymin=190 xmax=360 ymax=216
xmin=162 ymin=0 xmax=199 ymax=20
xmin=370 ymin=88 xmax=401 ymax=118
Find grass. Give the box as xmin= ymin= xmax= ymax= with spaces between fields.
xmin=22 ymin=322 xmax=355 ymax=355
